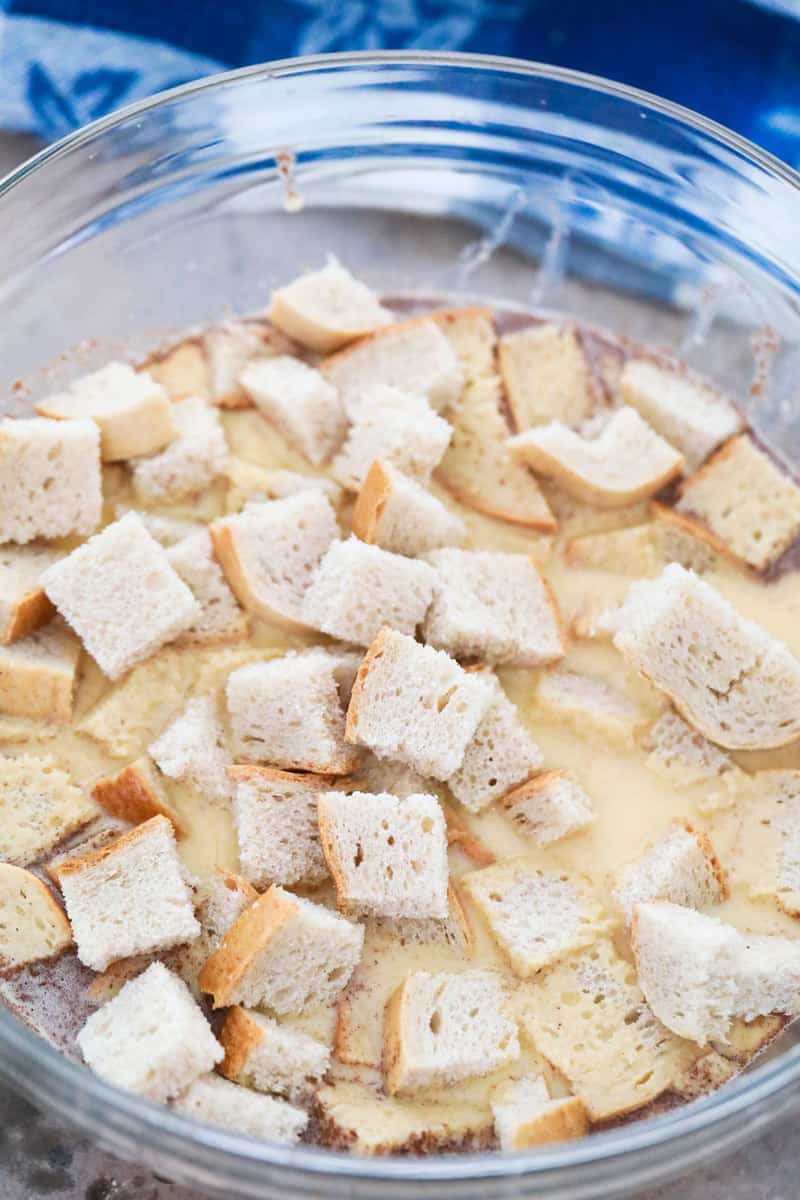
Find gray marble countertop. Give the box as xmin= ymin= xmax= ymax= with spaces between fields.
xmin=1 ymin=127 xmax=799 ymax=1200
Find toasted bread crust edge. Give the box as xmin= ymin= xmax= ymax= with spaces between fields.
xmin=208 ymin=520 xmax=314 ymax=633
xmin=218 ymin=1004 xmax=266 ymax=1081
xmin=441 ymin=800 xmax=496 ymax=867
xmin=92 ymin=762 xmax=187 ymax=839
xmin=0 ymin=863 xmax=73 ymax=971
xmin=344 ymin=625 xmax=392 ymax=746
xmin=672 ymin=818 xmax=730 ymax=902
xmin=351 ymin=460 xmax=392 ymax=545
xmin=198 ymin=884 xmax=296 ymax=1008
xmin=3 ymin=588 xmax=56 ymax=645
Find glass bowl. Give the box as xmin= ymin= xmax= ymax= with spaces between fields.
xmin=1 ymin=50 xmax=800 ymax=1199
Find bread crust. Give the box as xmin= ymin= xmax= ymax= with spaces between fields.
xmin=209 ymin=520 xmax=314 ymax=632
xmin=198 ymin=885 xmax=296 ymax=1009
xmin=440 ymin=800 xmax=496 ymax=867
xmin=344 ymin=625 xmax=391 ymax=746
xmin=218 ymin=1004 xmax=265 ymax=1081
xmin=672 ymin=818 xmax=730 ymax=903
xmin=0 ymin=863 xmax=72 ymax=971
xmin=383 ymin=976 xmax=411 ymax=1095
xmin=92 ymin=761 xmax=187 ymax=839
xmin=3 ymin=587 xmax=55 ymax=645
xmin=351 ymin=460 xmax=392 ymax=545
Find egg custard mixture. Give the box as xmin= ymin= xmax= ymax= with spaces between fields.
xmin=2 ymin=260 xmax=800 ymax=1157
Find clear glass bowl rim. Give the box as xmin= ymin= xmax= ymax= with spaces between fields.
xmin=1 ymin=48 xmax=799 ymax=1186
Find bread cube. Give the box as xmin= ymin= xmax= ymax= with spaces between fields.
xmin=461 ymin=859 xmax=605 ymax=977
xmin=240 ymin=355 xmax=346 ymax=466
xmin=613 ymin=820 xmax=727 ymax=924
xmin=166 ymin=529 xmax=248 ymax=646
xmin=384 ymin=969 xmax=519 ymax=1094
xmin=565 ymin=524 xmax=659 ymax=576
xmin=499 ymin=324 xmax=593 ymax=431
xmin=447 ymin=676 xmax=543 ymax=813
xmin=430 ymin=306 xmax=497 ymax=379
xmin=322 ymin=315 xmax=462 ymax=411
xmin=0 ymin=863 xmax=72 ymax=971
xmin=536 ymin=666 xmax=645 ymax=745
xmin=199 ymin=884 xmax=364 ymax=1012
xmin=0 ymin=618 xmax=81 ymax=722
xmin=436 ymin=376 xmax=556 ymax=530
xmin=77 ymin=962 xmax=222 ymax=1101
xmin=613 ymin=563 xmax=800 ymax=749
xmin=193 ymin=868 xmax=258 ymax=948
xmin=132 ymin=395 xmax=228 ymax=502
xmin=219 ymin=1006 xmax=330 ymax=1102
xmin=423 ymin=549 xmax=566 ymax=667
xmin=36 ymin=362 xmax=176 ymax=461
xmin=621 ymin=359 xmax=743 ymax=471
xmin=345 ymin=627 xmax=494 ymax=781
xmin=269 ymin=260 xmax=393 ymax=353
xmin=504 ymin=770 xmax=594 ymax=846
xmin=149 ymin=693 xmax=232 ymax=804
xmin=0 ymin=544 xmax=63 ymax=644
xmin=113 ymin=507 xmax=202 ymax=548
xmin=145 ymin=339 xmax=210 ymax=401
xmin=331 ymin=385 xmax=452 ymax=492
xmin=516 ymin=939 xmax=697 ymax=1120
xmin=42 ymin=513 xmax=200 ymax=680
xmin=204 ymin=320 xmax=294 ymax=408
xmin=674 ymin=434 xmax=800 ymax=571
xmin=229 ymin=765 xmax=331 ymax=889
xmin=51 ymin=815 xmax=200 ymax=971
xmin=318 ymin=790 xmax=448 ymax=919
xmin=210 ymin=492 xmax=338 ymax=629
xmin=0 ymin=754 xmax=97 ymax=866
xmin=302 ymin=537 xmax=436 ymax=646
xmin=509 ymin=408 xmax=684 ymax=508
xmin=352 ymin=460 xmax=466 ymax=557
xmin=642 ymin=708 xmax=740 ymax=787
xmin=227 ymin=652 xmax=359 ymax=774
xmin=92 ymin=757 xmax=186 ymax=837
xmin=0 ymin=417 xmax=101 ymax=543
xmin=174 ymin=1073 xmax=307 ymax=1143
xmin=491 ymin=1076 xmax=587 ymax=1151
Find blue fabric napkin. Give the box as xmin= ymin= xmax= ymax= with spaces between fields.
xmin=1 ymin=0 xmax=799 ymax=163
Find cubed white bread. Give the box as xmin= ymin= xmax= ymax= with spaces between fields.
xmin=0 ymin=755 xmax=97 ymax=866
xmin=229 ymin=765 xmax=331 ymax=889
xmin=503 ymin=770 xmax=594 ymax=846
xmin=498 ymin=324 xmax=594 ymax=432
xmin=430 ymin=307 xmax=497 ymax=379
xmin=204 ymin=320 xmax=295 ymax=408
xmin=302 ymin=537 xmax=436 ymax=646
xmin=631 ymin=901 xmax=800 ymax=1043
xmin=621 ymin=359 xmax=743 ymax=472
xmin=422 ymin=549 xmax=566 ymax=667
xmin=351 ymin=460 xmax=466 ymax=557
xmin=650 ymin=502 xmax=721 ymax=574
xmin=331 ymin=386 xmax=452 ymax=492
xmin=166 ymin=529 xmax=248 ymax=646
xmin=143 ymin=339 xmax=209 ymax=402
xmin=612 ymin=563 xmax=800 ymax=749
xmin=173 ymin=1073 xmax=307 ymax=1143
xmin=149 ymin=694 xmax=232 ymax=804
xmin=0 ymin=417 xmax=102 ymax=543
xmin=745 ymin=770 xmax=800 ymax=916
xmin=51 ymin=815 xmax=199 ymax=972
xmin=435 ymin=376 xmax=556 ymax=530
xmin=0 ymin=618 xmax=81 ymax=722
xmin=612 ymin=820 xmax=727 ymax=924
xmin=36 ymin=362 xmax=176 ymax=461
xmin=193 ymin=868 xmax=258 ymax=947
xmin=226 ymin=652 xmax=360 ymax=774
xmin=77 ymin=962 xmax=222 ymax=1102
xmin=92 ymin=757 xmax=186 ymax=838
xmin=384 ymin=969 xmax=520 ymax=1095
xmin=113 ymin=507 xmax=202 ymax=548
xmin=508 ymin=408 xmax=684 ymax=507
xmin=569 ymin=596 xmax=618 ymax=642
xmin=345 ymin=627 xmax=494 ymax=781
xmin=565 ymin=524 xmax=659 ymax=576
xmin=516 ymin=938 xmax=698 ymax=1120
xmin=447 ymin=676 xmax=543 ymax=814
xmin=354 ymin=756 xmax=436 ymax=801
xmin=224 ymin=458 xmax=342 ymax=512
xmin=0 ymin=863 xmax=72 ymax=971
xmin=219 ymin=1006 xmax=330 ymax=1102
xmin=314 ymin=1079 xmax=493 ymax=1154
xmin=322 ymin=316 xmax=463 ymax=411
xmin=269 ymin=260 xmax=393 ymax=353
xmin=42 ymin=514 xmax=200 ymax=680
xmin=131 ymin=395 xmax=228 ymax=502
xmin=642 ymin=708 xmax=739 ymax=788
xmin=536 ymin=666 xmax=644 ymax=745
xmin=673 ymin=435 xmax=800 ymax=572
xmin=0 ymin=544 xmax=63 ymax=644
xmin=198 ymin=884 xmax=364 ymax=1012
xmin=239 ymin=355 xmax=347 ymax=466
xmin=461 ymin=859 xmax=605 ymax=978
xmin=491 ymin=1076 xmax=588 ymax=1151
xmin=318 ymin=790 xmax=449 ymax=919
xmin=210 ymin=492 xmax=338 ymax=630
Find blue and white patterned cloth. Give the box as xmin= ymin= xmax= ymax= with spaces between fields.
xmin=1 ymin=0 xmax=800 ymax=164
